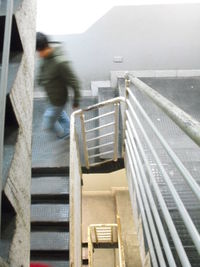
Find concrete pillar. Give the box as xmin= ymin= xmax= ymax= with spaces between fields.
xmin=0 ymin=0 xmax=36 ymax=266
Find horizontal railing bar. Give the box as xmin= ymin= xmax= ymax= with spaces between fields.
xmin=84 ymin=111 xmax=115 ymax=123
xmin=97 ymin=236 xmax=112 ymax=238
xmin=96 ymin=232 xmax=112 ymax=234
xmin=96 ymin=231 xmax=112 ymax=233
xmin=73 ymin=97 xmax=125 ymax=116
xmin=126 ymin=121 xmax=191 ymax=267
xmin=95 ymin=227 xmax=113 ymax=229
xmin=126 ymin=88 xmax=200 ymax=201
xmin=90 ymin=224 xmax=117 ymax=227
xmin=126 ymin=126 xmax=176 ymax=267
xmin=86 ymin=132 xmax=115 ymax=142
xmin=88 ymin=142 xmax=114 ymax=151
xmin=86 ymin=122 xmax=115 ymax=133
xmin=97 ymin=235 xmax=112 ymax=238
xmin=89 ymin=150 xmax=113 ymax=159
xmin=96 ymin=233 xmax=113 ymax=235
xmin=96 ymin=229 xmax=112 ymax=231
xmin=96 ymin=229 xmax=112 ymax=232
xmin=129 ymin=76 xmax=200 ymax=147
xmin=72 ymin=98 xmax=124 ymax=119
xmin=125 ymin=142 xmax=159 ymax=267
xmin=127 ymin=103 xmax=200 ymax=250
xmin=89 ymin=159 xmax=113 ymax=167
xmin=127 ymin=101 xmax=200 ymax=254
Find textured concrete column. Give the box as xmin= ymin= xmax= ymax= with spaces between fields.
xmin=2 ymin=0 xmax=36 ymax=266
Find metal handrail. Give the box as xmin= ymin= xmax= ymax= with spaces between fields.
xmin=126 ymin=86 xmax=200 ymax=201
xmin=126 ymin=121 xmax=191 ymax=267
xmin=70 ymin=113 xmax=82 ymax=267
xmin=70 ymin=76 xmax=200 ymax=266
xmin=117 ymin=215 xmax=126 ymax=267
xmin=129 ymin=76 xmax=200 ymax=147
xmin=126 ymin=99 xmax=200 ymax=253
xmin=125 ymin=127 xmax=173 ymax=267
xmin=0 ymin=0 xmax=13 ymax=237
xmin=124 ymin=75 xmax=200 ymax=266
xmin=73 ymin=97 xmax=124 ymax=169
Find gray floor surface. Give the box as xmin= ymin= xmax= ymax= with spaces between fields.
xmin=32 ymin=77 xmax=200 ymax=169
xmin=124 ymin=77 xmax=200 ymax=266
xmin=31 ymin=77 xmax=200 ymax=266
xmin=32 ymin=96 xmax=98 ymax=168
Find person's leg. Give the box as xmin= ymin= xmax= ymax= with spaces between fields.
xmin=42 ymin=105 xmax=64 ymax=137
xmin=42 ymin=105 xmax=70 ymax=138
xmin=42 ymin=106 xmax=59 ymax=130
xmin=57 ymin=110 xmax=70 ymax=138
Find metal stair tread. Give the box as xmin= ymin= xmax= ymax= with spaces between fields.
xmin=31 ymin=204 xmax=69 ymax=223
xmin=31 ymin=176 xmax=69 ymax=195
xmin=31 ymin=261 xmax=69 ymax=267
xmin=31 ymin=232 xmax=69 ymax=251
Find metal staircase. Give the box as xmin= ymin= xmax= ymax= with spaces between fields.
xmin=88 ymin=216 xmax=126 ymax=267
xmin=31 ymin=76 xmax=200 ymax=267
xmin=70 ymin=76 xmax=200 ymax=267
xmin=31 ymin=168 xmax=70 ymax=267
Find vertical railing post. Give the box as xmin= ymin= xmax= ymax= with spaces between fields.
xmin=122 ymin=73 xmax=130 ymax=157
xmin=70 ymin=112 xmax=83 ymax=267
xmin=117 ymin=215 xmax=126 ymax=267
xmin=88 ymin=226 xmax=94 ymax=267
xmin=113 ymin=103 xmax=119 ymax=161
xmin=80 ymin=113 xmax=90 ymax=169
xmin=0 ymin=0 xmax=13 ymax=236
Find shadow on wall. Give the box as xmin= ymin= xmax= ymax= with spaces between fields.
xmin=1 ymin=14 xmax=23 ymax=186
xmin=0 ymin=7 xmax=23 ymax=260
xmin=0 ymin=15 xmax=23 ymax=93
xmin=0 ymin=192 xmax=16 ymax=261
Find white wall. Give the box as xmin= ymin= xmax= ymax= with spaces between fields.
xmin=51 ymin=3 xmax=200 ymax=90
xmin=82 ymin=169 xmax=127 ymax=191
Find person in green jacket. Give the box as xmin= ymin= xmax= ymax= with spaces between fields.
xmin=36 ymin=32 xmax=80 ymax=139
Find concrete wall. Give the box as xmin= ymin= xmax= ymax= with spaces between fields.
xmin=82 ymin=169 xmax=127 ymax=192
xmin=51 ymin=3 xmax=200 ymax=90
xmin=2 ymin=1 xmax=36 ymax=266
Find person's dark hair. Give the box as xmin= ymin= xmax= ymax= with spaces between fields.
xmin=36 ymin=32 xmax=49 ymax=51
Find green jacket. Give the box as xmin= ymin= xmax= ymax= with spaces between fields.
xmin=37 ymin=47 xmax=80 ymax=107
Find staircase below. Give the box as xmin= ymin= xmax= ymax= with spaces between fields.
xmin=31 ymin=168 xmax=70 ymax=267
xmin=82 ymin=169 xmax=142 ymax=267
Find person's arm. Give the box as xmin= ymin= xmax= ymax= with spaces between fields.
xmin=59 ymin=61 xmax=81 ymax=108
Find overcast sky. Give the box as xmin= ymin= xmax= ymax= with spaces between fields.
xmin=36 ymin=0 xmax=200 ymax=34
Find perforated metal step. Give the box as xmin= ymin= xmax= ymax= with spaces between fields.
xmin=32 ymin=97 xmax=98 ymax=168
xmin=31 ymin=176 xmax=69 ymax=203
xmin=30 ymin=261 xmax=69 ymax=267
xmin=31 ymin=204 xmax=69 ymax=224
xmin=124 ymin=77 xmax=200 ymax=267
xmin=31 ymin=170 xmax=70 ymax=263
xmin=31 ymin=232 xmax=69 ymax=251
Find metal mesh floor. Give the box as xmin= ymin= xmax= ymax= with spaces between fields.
xmin=127 ymin=77 xmax=200 ymax=266
xmin=32 ymin=96 xmax=97 ymax=168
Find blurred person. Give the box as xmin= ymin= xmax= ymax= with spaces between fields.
xmin=36 ymin=32 xmax=80 ymax=139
